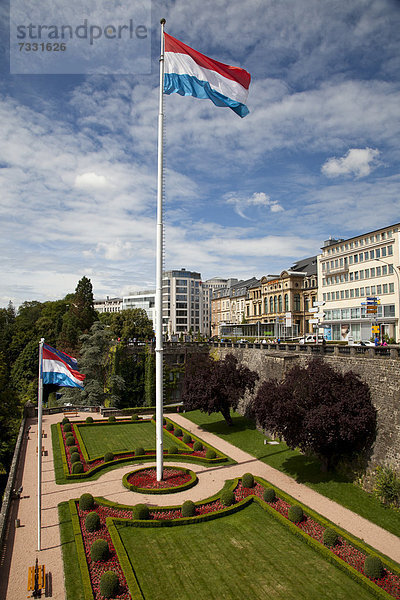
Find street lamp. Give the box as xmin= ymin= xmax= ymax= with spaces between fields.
xmin=376 ymin=258 xmax=400 ymax=342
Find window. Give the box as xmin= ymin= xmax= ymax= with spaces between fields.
xmin=382 ymin=265 xmax=388 ymax=275
xmin=354 ymin=254 xmax=358 ymax=263
xmin=371 ymin=286 xmax=376 ymax=295
xmin=336 ymin=291 xmax=339 ymax=299
xmin=340 ymin=290 xmax=344 ymax=299
xmin=355 ymin=288 xmax=360 ymax=297
xmin=349 ymin=256 xmax=353 ymax=265
xmin=370 ymin=268 xmax=375 ymax=277
xmin=376 ymin=248 xmax=380 ymax=258
xmin=270 ymin=297 xmax=273 ymax=313
xmin=323 ymin=293 xmax=326 ymax=301
xmin=376 ymin=266 xmax=381 ymax=276
xmin=360 ymin=287 xmax=365 ymax=296
xmin=264 ymin=298 xmax=268 ymax=313
xmin=327 ymin=292 xmax=331 ymax=301
xmin=364 ymin=252 xmax=369 ymax=260
xmin=365 ymin=269 xmax=370 ymax=278
xmin=389 ymin=283 xmax=394 ymax=293
xmin=384 ymin=305 xmax=395 ymax=317
xmin=285 ymin=294 xmax=289 ymax=311
xmin=294 ymin=294 xmax=301 ymax=311
xmin=382 ymin=247 xmax=387 ymax=257
xmin=359 ymin=253 xmax=364 ymax=262
xmin=389 ymin=264 xmax=394 ymax=274
xmin=360 ymin=270 xmax=364 ymax=280
xmin=388 ymin=245 xmax=393 ymax=256
xmin=377 ymin=285 xmax=382 ymax=295
xmin=345 ymin=289 xmax=349 ymax=298
xmin=370 ymin=250 xmax=375 ymax=259
xmin=350 ymin=289 xmax=354 ymax=298
xmin=278 ymin=295 xmax=283 ymax=312
xmin=383 ymin=284 xmax=388 ymax=294
xmin=350 ymin=272 xmax=354 ymax=281
xmin=355 ymin=271 xmax=359 ymax=280
xmin=351 ymin=308 xmax=360 ymax=319
xmin=365 ymin=286 xmax=370 ymax=295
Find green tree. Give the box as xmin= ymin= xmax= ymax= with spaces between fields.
xmin=58 ymin=277 xmax=97 ymax=353
xmin=110 ymin=308 xmax=153 ymax=341
xmin=181 ymin=353 xmax=258 ymax=425
xmin=251 ymin=358 xmax=377 ymax=471
xmin=0 ymin=352 xmax=21 ymax=473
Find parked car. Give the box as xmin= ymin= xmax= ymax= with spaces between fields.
xmin=354 ymin=340 xmax=375 ymax=347
xmin=299 ymin=335 xmax=324 ymax=345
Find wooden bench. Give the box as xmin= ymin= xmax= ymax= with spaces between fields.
xmin=27 ymin=563 xmax=45 ymax=593
xmin=64 ymin=411 xmax=79 ymax=417
xmin=36 ymin=446 xmax=45 ymax=455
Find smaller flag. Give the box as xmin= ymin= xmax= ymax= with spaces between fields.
xmin=42 ymin=343 xmax=85 ymax=389
xmin=163 ymin=33 xmax=251 ymax=117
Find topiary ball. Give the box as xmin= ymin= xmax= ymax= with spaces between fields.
xmin=104 ymin=451 xmax=114 ymax=462
xmin=85 ymin=511 xmax=100 ymax=532
xmin=242 ymin=473 xmax=254 ymax=488
xmin=66 ymin=436 xmax=75 ymax=446
xmin=70 ymin=452 xmax=80 ymax=464
xmin=85 ymin=416 xmax=94 ymax=424
xmin=165 ymin=422 xmax=173 ymax=431
xmin=181 ymin=500 xmax=196 ymax=517
xmin=63 ymin=422 xmax=72 ymax=432
xmin=79 ymin=493 xmax=94 ymax=511
xmin=62 ymin=417 xmax=70 ymax=425
xmin=323 ymin=528 xmax=338 ymax=547
xmin=135 ymin=447 xmax=145 ymax=456
xmin=69 ymin=445 xmax=79 ymax=455
xmin=263 ymin=487 xmax=276 ymax=503
xmin=131 ymin=414 xmax=139 ymax=421
xmin=364 ymin=556 xmax=383 ymax=579
xmin=168 ymin=445 xmax=178 ymax=454
xmin=221 ymin=490 xmax=235 ymax=507
xmin=108 ymin=415 xmax=116 ymax=423
xmin=288 ymin=505 xmax=303 ymax=523
xmin=132 ymin=504 xmax=150 ymax=520
xmin=206 ymin=449 xmax=216 ymax=459
xmin=100 ymin=571 xmax=119 ymax=599
xmin=91 ymin=538 xmax=109 ymax=561
xmin=193 ymin=441 xmax=203 ymax=452
xmin=183 ymin=433 xmax=192 ymax=444
xmin=174 ymin=428 xmax=183 ymax=437
xmin=72 ymin=461 xmax=84 ymax=474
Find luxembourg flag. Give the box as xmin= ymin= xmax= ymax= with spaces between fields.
xmin=42 ymin=343 xmax=85 ymax=389
xmin=163 ymin=33 xmax=251 ymax=118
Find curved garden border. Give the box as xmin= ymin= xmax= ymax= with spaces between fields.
xmin=122 ymin=465 xmax=198 ymax=494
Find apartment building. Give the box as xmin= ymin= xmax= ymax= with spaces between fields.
xmin=122 ymin=291 xmax=156 ymax=325
xmin=318 ymin=224 xmax=400 ymax=342
xmin=162 ymin=269 xmax=208 ymax=338
xmin=211 ymin=277 xmax=259 ymax=337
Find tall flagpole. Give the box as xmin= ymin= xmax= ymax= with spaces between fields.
xmin=155 ymin=18 xmax=166 ymax=481
xmin=37 ymin=337 xmax=44 ymax=551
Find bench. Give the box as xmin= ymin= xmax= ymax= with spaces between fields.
xmin=36 ymin=446 xmax=45 ymax=455
xmin=64 ymin=411 xmax=79 ymax=417
xmin=27 ymin=562 xmax=45 ymax=594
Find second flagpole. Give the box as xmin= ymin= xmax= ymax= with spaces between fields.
xmin=155 ymin=18 xmax=166 ymax=481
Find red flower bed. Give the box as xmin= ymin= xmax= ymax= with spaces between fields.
xmin=127 ymin=467 xmax=192 ymax=490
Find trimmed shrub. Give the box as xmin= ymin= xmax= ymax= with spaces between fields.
xmin=182 ymin=500 xmax=196 ymax=517
xmin=183 ymin=433 xmax=192 ymax=444
xmin=132 ymin=504 xmax=150 ymax=520
xmin=263 ymin=487 xmax=276 ymax=503
xmin=288 ymin=505 xmax=303 ymax=523
xmin=242 ymin=473 xmax=254 ymax=488
xmin=168 ymin=445 xmax=179 ymax=455
xmin=72 ymin=461 xmax=84 ymax=474
xmin=364 ymin=556 xmax=383 ymax=579
xmin=152 ymin=414 xmax=156 ymax=421
xmin=193 ymin=441 xmax=203 ymax=452
xmin=206 ymin=449 xmax=216 ymax=459
xmin=174 ymin=428 xmax=183 ymax=438
xmin=70 ymin=452 xmax=80 ymax=464
xmin=85 ymin=416 xmax=94 ymax=424
xmin=135 ymin=447 xmax=145 ymax=456
xmin=323 ymin=527 xmax=338 ymax=547
xmin=79 ymin=493 xmax=94 ymax=511
xmin=100 ymin=571 xmax=119 ymax=599
xmin=65 ymin=436 xmax=75 ymax=446
xmin=221 ymin=490 xmax=235 ymax=506
xmin=69 ymin=445 xmax=79 ymax=455
xmin=165 ymin=422 xmax=173 ymax=431
xmin=104 ymin=452 xmax=114 ymax=462
xmin=91 ymin=538 xmax=109 ymax=562
xmin=131 ymin=414 xmax=139 ymax=421
xmin=63 ymin=422 xmax=72 ymax=432
xmin=85 ymin=511 xmax=100 ymax=532
xmin=108 ymin=415 xmax=116 ymax=423
xmin=62 ymin=417 xmax=70 ymax=425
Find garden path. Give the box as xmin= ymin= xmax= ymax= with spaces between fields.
xmin=0 ymin=411 xmax=399 ymax=600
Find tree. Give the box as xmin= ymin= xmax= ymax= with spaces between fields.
xmin=251 ymin=358 xmax=377 ymax=471
xmin=58 ymin=277 xmax=97 ymax=353
xmin=109 ymin=309 xmax=153 ymax=341
xmin=181 ymin=352 xmax=258 ymax=425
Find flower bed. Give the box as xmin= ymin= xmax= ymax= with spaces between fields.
xmin=123 ymin=466 xmax=197 ymax=494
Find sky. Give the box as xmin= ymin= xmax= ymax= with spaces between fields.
xmin=1 ymin=0 xmax=400 ymax=307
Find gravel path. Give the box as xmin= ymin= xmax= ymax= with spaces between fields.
xmin=1 ymin=411 xmax=399 ymax=599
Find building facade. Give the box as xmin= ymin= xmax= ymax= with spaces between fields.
xmin=162 ymin=269 xmax=208 ymax=338
xmin=122 ymin=291 xmax=156 ymax=325
xmin=318 ymin=224 xmax=400 ymax=342
xmin=94 ymin=297 xmax=122 ymax=313
xmin=211 ymin=277 xmax=259 ymax=337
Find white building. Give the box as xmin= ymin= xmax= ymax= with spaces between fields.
xmin=94 ymin=297 xmax=122 ymax=313
xmin=318 ymin=224 xmax=400 ymax=342
xmin=122 ymin=291 xmax=156 ymax=326
xmin=162 ymin=269 xmax=209 ymax=338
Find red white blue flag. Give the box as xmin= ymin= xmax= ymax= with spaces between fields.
xmin=42 ymin=343 xmax=85 ymax=389
xmin=163 ymin=33 xmax=251 ymax=118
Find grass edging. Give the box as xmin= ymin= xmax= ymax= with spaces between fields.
xmin=68 ymin=499 xmax=94 ymax=600
xmin=107 ymin=517 xmax=145 ymax=600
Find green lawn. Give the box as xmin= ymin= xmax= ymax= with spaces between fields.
xmin=116 ymin=502 xmax=377 ymax=600
xmin=183 ymin=410 xmax=400 ymax=537
xmin=77 ymin=421 xmax=188 ymax=459
xmin=58 ymin=502 xmax=84 ymax=600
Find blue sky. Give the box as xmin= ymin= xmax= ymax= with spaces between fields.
xmin=1 ymin=0 xmax=400 ymax=307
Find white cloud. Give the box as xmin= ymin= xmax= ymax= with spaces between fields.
xmin=321 ymin=148 xmax=381 ymax=178
xmin=225 ymin=192 xmax=284 ymax=219
xmin=74 ymin=172 xmax=110 ymax=189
